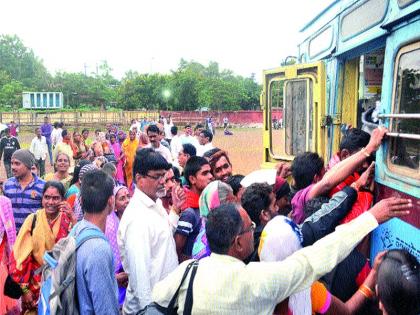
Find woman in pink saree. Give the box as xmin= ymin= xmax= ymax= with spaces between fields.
xmin=0 ymin=196 xmax=20 ymax=314
xmin=110 ymin=133 xmax=125 ymax=185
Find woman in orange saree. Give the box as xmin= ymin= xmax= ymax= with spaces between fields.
xmin=122 ymin=130 xmax=139 ymax=193
xmin=10 ymin=181 xmax=76 ymax=314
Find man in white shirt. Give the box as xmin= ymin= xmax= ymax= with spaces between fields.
xmin=180 ymin=124 xmax=199 ymax=149
xmin=153 ymin=198 xmax=411 ymax=315
xmin=146 ymin=124 xmax=172 ymax=163
xmin=50 ymin=122 xmax=63 ymax=147
xmin=163 ymin=115 xmax=174 ymax=143
xmin=118 ymin=148 xmax=185 ymax=314
xmin=170 ymin=126 xmax=183 ymax=161
xmin=29 ymin=127 xmax=48 ymax=177
xmin=197 ymin=129 xmax=214 ymax=157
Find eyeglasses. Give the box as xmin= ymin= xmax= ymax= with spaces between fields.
xmin=239 ymin=221 xmax=256 ymax=235
xmin=145 ymin=173 xmax=166 ymax=181
xmin=214 ymin=163 xmax=230 ymax=174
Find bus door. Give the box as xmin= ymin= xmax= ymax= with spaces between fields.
xmin=261 ymin=62 xmax=326 ymax=168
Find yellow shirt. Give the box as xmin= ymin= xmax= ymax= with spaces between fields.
xmin=152 ymin=212 xmax=378 ymax=315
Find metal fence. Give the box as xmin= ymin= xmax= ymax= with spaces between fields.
xmin=0 ymin=111 xmax=159 ymax=127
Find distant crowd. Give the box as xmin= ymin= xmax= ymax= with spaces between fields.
xmin=0 ymin=115 xmax=418 ymax=315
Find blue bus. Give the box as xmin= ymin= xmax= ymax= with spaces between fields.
xmin=261 ymin=0 xmax=419 ymax=261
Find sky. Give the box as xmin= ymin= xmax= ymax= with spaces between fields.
xmin=0 ymin=0 xmax=331 ymax=81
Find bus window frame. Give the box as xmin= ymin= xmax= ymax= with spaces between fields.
xmin=386 ymin=41 xmax=420 ymax=180
xmin=267 ymin=76 xmax=315 ymax=160
xmin=340 ymin=0 xmax=389 ymax=42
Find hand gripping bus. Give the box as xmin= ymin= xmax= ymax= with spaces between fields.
xmin=261 ymin=0 xmax=419 ymax=262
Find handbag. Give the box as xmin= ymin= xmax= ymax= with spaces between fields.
xmin=3 ymin=214 xmax=37 ymax=299
xmin=142 ymin=260 xmax=199 ymax=315
xmin=4 ymin=275 xmax=23 ymax=299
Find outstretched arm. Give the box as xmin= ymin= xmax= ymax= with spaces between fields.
xmin=308 ymin=127 xmax=387 ymax=200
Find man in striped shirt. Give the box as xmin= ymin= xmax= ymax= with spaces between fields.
xmin=3 ymin=149 xmax=45 ymax=232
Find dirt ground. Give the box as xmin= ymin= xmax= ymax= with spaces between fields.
xmin=0 ymin=127 xmax=264 ymax=180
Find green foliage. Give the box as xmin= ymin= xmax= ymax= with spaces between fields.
xmin=0 ymin=35 xmax=50 ymax=90
xmin=0 ymin=80 xmax=23 ymax=109
xmin=0 ymin=34 xmax=261 ymax=111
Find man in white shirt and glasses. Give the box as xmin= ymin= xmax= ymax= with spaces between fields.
xmin=118 ymin=148 xmax=185 ymax=314
xmin=153 ymin=198 xmax=411 ymax=314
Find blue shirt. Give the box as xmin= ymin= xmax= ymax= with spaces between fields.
xmin=3 ymin=175 xmax=45 ymax=232
xmin=41 ymin=123 xmax=53 ymax=143
xmin=75 ymin=220 xmax=119 ymax=315
xmin=175 ymin=207 xmax=201 ymax=256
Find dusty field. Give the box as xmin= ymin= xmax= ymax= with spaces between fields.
xmin=212 ymin=128 xmax=263 ymax=175
xmin=0 ymin=128 xmax=264 ymax=180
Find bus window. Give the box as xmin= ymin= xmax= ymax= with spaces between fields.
xmin=358 ymin=48 xmax=385 ymax=131
xmin=387 ymin=42 xmax=420 ymax=178
xmin=269 ymin=80 xmax=287 ymax=157
xmin=284 ymin=79 xmax=313 ymax=155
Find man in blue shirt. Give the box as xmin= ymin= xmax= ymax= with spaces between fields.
xmin=40 ymin=116 xmax=53 ymax=165
xmin=3 ymin=149 xmax=45 ymax=232
xmin=74 ymin=169 xmax=119 ymax=315
xmin=175 ymin=156 xmax=213 ymax=262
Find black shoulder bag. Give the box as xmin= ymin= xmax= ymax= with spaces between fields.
xmin=142 ymin=260 xmax=199 ymax=315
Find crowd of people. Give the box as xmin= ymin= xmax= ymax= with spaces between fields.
xmin=0 ymin=117 xmax=419 ymax=315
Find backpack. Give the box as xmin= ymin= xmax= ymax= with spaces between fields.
xmin=37 ymin=224 xmax=107 ymax=315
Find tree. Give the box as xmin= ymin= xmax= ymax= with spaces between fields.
xmin=0 ymin=34 xmax=50 ymax=89
xmin=118 ymin=73 xmax=170 ymax=110
xmin=0 ymin=80 xmax=23 ymax=109
xmin=0 ymin=34 xmax=262 ymax=111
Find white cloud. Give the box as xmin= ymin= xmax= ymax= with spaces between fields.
xmin=0 ymin=0 xmax=330 ymax=81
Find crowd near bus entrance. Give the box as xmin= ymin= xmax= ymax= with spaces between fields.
xmin=0 ymin=0 xmax=419 ymax=314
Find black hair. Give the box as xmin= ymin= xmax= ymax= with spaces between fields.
xmin=55 ymin=152 xmax=70 ymax=164
xmin=200 ymin=129 xmax=213 ymax=142
xmin=303 ymin=196 xmax=330 ymax=220
xmin=194 ymin=123 xmax=204 ymax=130
xmin=171 ymin=125 xmax=178 ymax=135
xmin=102 ymin=162 xmax=117 ymax=177
xmin=81 ymin=170 xmax=114 ymax=214
xmin=61 ymin=129 xmax=68 ymax=138
xmin=183 ymin=156 xmax=209 ymax=186
xmin=95 ymin=129 xmax=101 ymax=134
xmin=82 ymin=128 xmax=89 ymax=134
xmin=206 ymin=203 xmax=243 ymax=254
xmin=377 ymin=249 xmax=420 ymax=315
xmin=274 ymin=181 xmax=291 ymax=201
xmin=133 ymin=148 xmax=170 ymax=177
xmin=291 ymin=152 xmax=324 ymax=190
xmin=43 ymin=181 xmax=66 ymax=199
xmin=185 ymin=124 xmax=191 ymax=129
xmin=241 ymin=183 xmax=272 ymax=226
xmin=203 ymin=147 xmax=221 ymax=159
xmin=70 ymin=160 xmax=91 ymax=186
xmin=147 ymin=124 xmax=160 ymax=134
xmin=339 ymin=128 xmax=370 ymax=153
xmin=58 ymin=122 xmax=64 ymax=128
xmin=53 ymin=122 xmax=59 ymax=128
xmin=172 ymin=166 xmax=181 ymax=183
xmin=182 ymin=143 xmax=197 ymax=157
xmin=226 ymin=175 xmax=244 ymax=196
